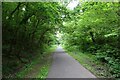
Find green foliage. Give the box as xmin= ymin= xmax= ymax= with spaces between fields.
xmin=36 ymin=64 xmax=49 ymax=78
xmin=16 ymin=45 xmax=56 ymax=78
xmin=96 ymin=44 xmax=120 ymax=77
xmin=2 ymin=1 xmax=120 ymax=78
xmin=2 ymin=2 xmax=63 ymax=77
xmin=61 ymin=2 xmax=120 ymax=78
xmin=65 ymin=49 xmax=113 ymax=78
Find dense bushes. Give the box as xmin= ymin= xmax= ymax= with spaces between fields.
xmin=2 ymin=2 xmax=63 ymax=77
xmin=61 ymin=2 xmax=120 ymax=77
xmin=95 ymin=44 xmax=120 ymax=77
xmin=2 ymin=1 xmax=120 ymax=78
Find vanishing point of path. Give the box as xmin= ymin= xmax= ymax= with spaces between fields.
xmin=47 ymin=46 xmax=96 ymax=78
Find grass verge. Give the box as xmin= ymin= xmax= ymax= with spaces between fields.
xmin=65 ymin=50 xmax=113 ymax=78
xmin=16 ymin=45 xmax=56 ymax=78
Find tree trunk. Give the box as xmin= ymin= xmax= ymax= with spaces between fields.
xmin=90 ymin=31 xmax=95 ymax=43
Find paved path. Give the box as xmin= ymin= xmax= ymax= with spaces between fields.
xmin=47 ymin=46 xmax=96 ymax=78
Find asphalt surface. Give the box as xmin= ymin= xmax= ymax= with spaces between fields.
xmin=47 ymin=46 xmax=96 ymax=78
